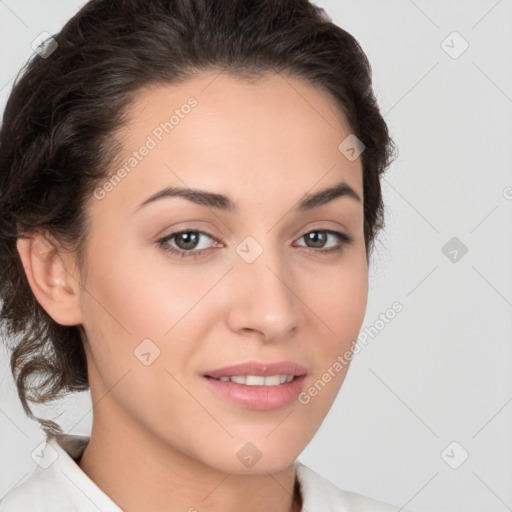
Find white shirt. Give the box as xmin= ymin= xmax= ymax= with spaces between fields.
xmin=0 ymin=434 xmax=411 ymax=511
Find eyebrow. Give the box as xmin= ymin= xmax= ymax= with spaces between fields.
xmin=134 ymin=180 xmax=361 ymax=214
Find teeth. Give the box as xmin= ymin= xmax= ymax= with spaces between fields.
xmin=231 ymin=375 xmax=249 ymax=385
xmin=215 ymin=374 xmax=295 ymax=386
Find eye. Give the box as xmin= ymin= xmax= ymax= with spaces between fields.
xmin=157 ymin=230 xmax=221 ymax=259
xmin=294 ymin=229 xmax=353 ymax=255
xmin=156 ymin=228 xmax=353 ymax=259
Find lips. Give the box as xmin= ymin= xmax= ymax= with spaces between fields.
xmin=203 ymin=361 xmax=308 ymax=380
xmin=202 ymin=361 xmax=309 ymax=410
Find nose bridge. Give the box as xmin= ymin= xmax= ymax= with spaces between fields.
xmin=228 ymin=233 xmax=300 ymax=336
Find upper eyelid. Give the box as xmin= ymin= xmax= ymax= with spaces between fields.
xmin=161 ymin=229 xmax=220 ymax=243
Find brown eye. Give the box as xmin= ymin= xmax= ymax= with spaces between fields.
xmin=304 ymin=231 xmax=328 ymax=249
xmin=295 ymin=229 xmax=353 ymax=255
xmin=157 ymin=230 xmax=220 ymax=258
xmin=173 ymin=231 xmax=201 ymax=250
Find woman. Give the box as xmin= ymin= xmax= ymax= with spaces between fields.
xmin=0 ymin=0 xmax=404 ymax=510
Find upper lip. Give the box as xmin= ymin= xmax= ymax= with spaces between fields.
xmin=203 ymin=361 xmax=308 ymax=379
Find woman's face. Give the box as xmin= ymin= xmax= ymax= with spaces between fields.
xmin=77 ymin=72 xmax=368 ymax=473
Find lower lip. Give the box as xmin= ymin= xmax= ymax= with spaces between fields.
xmin=202 ymin=375 xmax=307 ymax=411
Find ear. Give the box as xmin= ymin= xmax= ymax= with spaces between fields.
xmin=16 ymin=231 xmax=83 ymax=326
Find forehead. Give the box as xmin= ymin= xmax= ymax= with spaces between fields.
xmin=126 ymin=71 xmax=348 ymax=128
xmin=98 ymin=71 xmax=363 ymax=213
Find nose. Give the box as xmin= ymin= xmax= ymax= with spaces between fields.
xmin=224 ymin=245 xmax=302 ymax=341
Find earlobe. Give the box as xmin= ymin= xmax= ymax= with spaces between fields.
xmin=16 ymin=232 xmax=83 ymax=326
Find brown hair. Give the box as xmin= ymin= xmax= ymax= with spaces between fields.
xmin=0 ymin=0 xmax=397 ymax=438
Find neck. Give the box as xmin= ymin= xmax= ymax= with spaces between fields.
xmin=77 ymin=409 xmax=302 ymax=512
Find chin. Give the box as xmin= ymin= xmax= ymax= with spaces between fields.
xmin=204 ymin=440 xmax=301 ymax=475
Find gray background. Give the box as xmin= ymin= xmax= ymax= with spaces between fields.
xmin=1 ymin=1 xmax=511 ymax=511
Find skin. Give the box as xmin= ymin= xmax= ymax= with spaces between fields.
xmin=16 ymin=71 xmax=368 ymax=512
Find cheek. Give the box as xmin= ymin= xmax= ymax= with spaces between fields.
xmin=305 ymin=248 xmax=368 ymax=343
xmin=294 ymin=258 xmax=368 ymax=435
xmin=79 ymin=245 xmax=221 ymax=382
xmin=331 ymin=265 xmax=368 ymax=338
xmin=82 ymin=244 xmax=203 ymax=339
xmin=78 ymin=257 xmax=214 ymax=426
xmin=298 ymin=246 xmax=368 ymax=404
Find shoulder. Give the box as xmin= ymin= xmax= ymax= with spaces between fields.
xmin=295 ymin=461 xmax=413 ymax=512
xmin=0 ymin=465 xmax=70 ymax=511
xmin=0 ymin=434 xmax=121 ymax=512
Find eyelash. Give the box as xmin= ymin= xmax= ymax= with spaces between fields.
xmin=156 ymin=228 xmax=353 ymax=259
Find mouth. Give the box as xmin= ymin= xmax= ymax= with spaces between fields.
xmin=202 ymin=361 xmax=308 ymax=410
xmin=204 ymin=374 xmax=297 ymax=386
xmin=203 ymin=360 xmax=308 ymax=380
